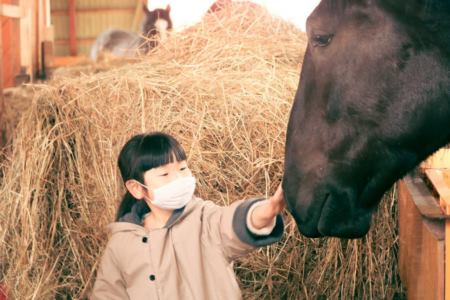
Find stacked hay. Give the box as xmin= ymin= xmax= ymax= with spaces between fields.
xmin=0 ymin=85 xmax=40 ymax=149
xmin=0 ymin=3 xmax=403 ymax=299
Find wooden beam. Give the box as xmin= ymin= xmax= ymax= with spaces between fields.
xmin=68 ymin=0 xmax=77 ymax=56
xmin=40 ymin=0 xmax=53 ymax=41
xmin=51 ymin=7 xmax=135 ymax=16
xmin=41 ymin=0 xmax=54 ymax=76
xmin=45 ymin=0 xmax=51 ymax=26
xmin=0 ymin=16 xmax=4 ymax=142
xmin=423 ymin=167 xmax=450 ymax=300
xmin=447 ymin=220 xmax=450 ymax=300
xmin=132 ymin=2 xmax=144 ymax=32
xmin=55 ymin=37 xmax=97 ymax=45
xmin=0 ymin=4 xmax=21 ymax=19
xmin=34 ymin=0 xmax=40 ymax=77
xmin=20 ymin=0 xmax=33 ymax=81
xmin=52 ymin=55 xmax=87 ymax=67
xmin=398 ymin=176 xmax=445 ymax=300
xmin=425 ymin=170 xmax=450 ymax=214
xmin=422 ymin=148 xmax=450 ymax=169
xmin=401 ymin=175 xmax=446 ymax=219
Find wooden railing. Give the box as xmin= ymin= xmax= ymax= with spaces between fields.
xmin=0 ymin=0 xmax=54 ymax=85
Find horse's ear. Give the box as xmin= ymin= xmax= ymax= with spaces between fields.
xmin=166 ymin=4 xmax=171 ymax=13
xmin=143 ymin=2 xmax=151 ymax=15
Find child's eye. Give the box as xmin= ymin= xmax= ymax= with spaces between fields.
xmin=180 ymin=167 xmax=187 ymax=171
xmin=159 ymin=173 xmax=169 ymax=176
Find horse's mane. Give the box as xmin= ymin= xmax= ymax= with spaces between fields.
xmin=378 ymin=0 xmax=450 ymax=24
xmin=316 ymin=0 xmax=450 ymax=50
xmin=322 ymin=0 xmax=450 ymax=26
xmin=378 ymin=0 xmax=450 ymax=50
xmin=423 ymin=1 xmax=450 ymax=50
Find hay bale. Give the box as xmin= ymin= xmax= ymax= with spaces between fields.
xmin=0 ymin=3 xmax=403 ymax=299
xmin=0 ymin=85 xmax=39 ymax=149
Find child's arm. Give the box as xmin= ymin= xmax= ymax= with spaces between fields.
xmin=201 ymin=184 xmax=285 ymax=261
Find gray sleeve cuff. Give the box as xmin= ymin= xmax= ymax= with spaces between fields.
xmin=232 ymin=197 xmax=284 ymax=247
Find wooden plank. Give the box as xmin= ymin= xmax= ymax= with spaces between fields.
xmin=41 ymin=41 xmax=53 ymax=77
xmin=444 ymin=174 xmax=450 ymax=300
xmin=402 ymin=174 xmax=445 ymax=219
xmin=41 ymin=0 xmax=54 ymax=41
xmin=52 ymin=55 xmax=87 ymax=67
xmin=20 ymin=0 xmax=33 ymax=81
xmin=425 ymin=170 xmax=450 ymax=214
xmin=422 ymin=148 xmax=450 ymax=169
xmin=447 ymin=220 xmax=450 ymax=300
xmin=398 ymin=177 xmax=445 ymax=300
xmin=36 ymin=0 xmax=44 ymax=78
xmin=1 ymin=10 xmax=20 ymax=88
xmin=131 ymin=2 xmax=144 ymax=32
xmin=51 ymin=7 xmax=135 ymax=16
xmin=422 ymin=150 xmax=450 ymax=300
xmin=68 ymin=0 xmax=76 ymax=56
xmin=44 ymin=0 xmax=51 ymax=26
xmin=55 ymin=37 xmax=97 ymax=45
xmin=36 ymin=0 xmax=54 ymax=78
xmin=33 ymin=0 xmax=42 ymax=76
xmin=0 ymin=13 xmax=4 ymax=134
xmin=0 ymin=11 xmax=4 ymax=89
xmin=0 ymin=3 xmax=21 ymax=18
xmin=42 ymin=0 xmax=54 ymax=74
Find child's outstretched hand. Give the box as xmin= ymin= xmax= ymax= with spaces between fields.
xmin=250 ymin=183 xmax=285 ymax=230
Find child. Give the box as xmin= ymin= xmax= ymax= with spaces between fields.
xmin=91 ymin=132 xmax=285 ymax=299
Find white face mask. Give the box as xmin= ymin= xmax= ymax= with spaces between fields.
xmin=138 ymin=176 xmax=196 ymax=210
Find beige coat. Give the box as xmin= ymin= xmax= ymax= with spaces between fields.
xmin=90 ymin=197 xmax=284 ymax=300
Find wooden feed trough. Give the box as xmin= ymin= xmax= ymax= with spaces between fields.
xmin=399 ymin=148 xmax=450 ymax=300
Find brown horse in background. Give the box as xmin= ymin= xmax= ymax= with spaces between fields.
xmin=90 ymin=4 xmax=172 ymax=61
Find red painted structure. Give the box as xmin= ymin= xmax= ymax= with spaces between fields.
xmin=1 ymin=0 xmax=21 ymax=89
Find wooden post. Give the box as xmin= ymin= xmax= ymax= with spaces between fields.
xmin=44 ymin=0 xmax=51 ymax=27
xmin=19 ymin=0 xmax=34 ymax=81
xmin=447 ymin=219 xmax=450 ymax=300
xmin=425 ymin=149 xmax=450 ymax=300
xmin=33 ymin=0 xmax=40 ymax=78
xmin=36 ymin=0 xmax=54 ymax=78
xmin=68 ymin=0 xmax=77 ymax=56
xmin=132 ymin=1 xmax=144 ymax=32
xmin=398 ymin=175 xmax=446 ymax=300
xmin=0 ymin=13 xmax=4 ymax=119
xmin=0 ymin=3 xmax=21 ymax=18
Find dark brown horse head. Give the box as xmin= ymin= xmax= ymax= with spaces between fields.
xmin=142 ymin=4 xmax=172 ymax=43
xmin=283 ymin=0 xmax=450 ymax=238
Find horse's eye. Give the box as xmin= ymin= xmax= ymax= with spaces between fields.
xmin=311 ymin=34 xmax=334 ymax=47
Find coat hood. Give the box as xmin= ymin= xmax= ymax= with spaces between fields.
xmin=107 ymin=196 xmax=200 ymax=235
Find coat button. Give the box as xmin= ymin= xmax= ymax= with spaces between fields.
xmin=142 ymin=237 xmax=148 ymax=243
xmin=149 ymin=274 xmax=156 ymax=281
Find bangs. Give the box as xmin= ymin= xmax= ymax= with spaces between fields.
xmin=133 ymin=133 xmax=187 ymax=178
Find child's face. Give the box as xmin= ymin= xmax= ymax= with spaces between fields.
xmin=143 ymin=159 xmax=191 ymax=190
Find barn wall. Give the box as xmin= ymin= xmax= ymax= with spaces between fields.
xmin=1 ymin=0 xmax=21 ymax=88
xmin=51 ymin=0 xmax=140 ymax=56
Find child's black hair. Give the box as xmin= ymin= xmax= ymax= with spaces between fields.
xmin=116 ymin=132 xmax=187 ymax=220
